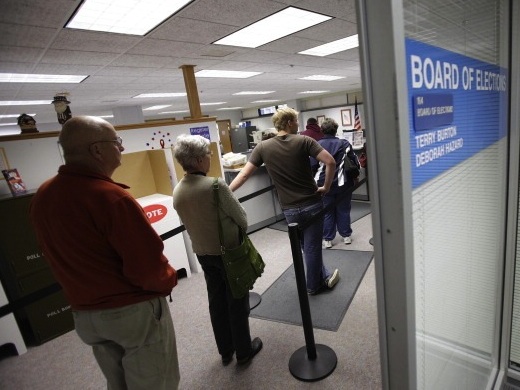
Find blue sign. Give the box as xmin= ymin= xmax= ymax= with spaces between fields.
xmin=413 ymin=93 xmax=454 ymax=131
xmin=190 ymin=126 xmax=211 ymax=140
xmin=406 ymin=39 xmax=508 ymax=189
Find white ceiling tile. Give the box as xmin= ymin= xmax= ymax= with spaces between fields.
xmin=0 ymin=46 xmax=44 ymax=63
xmin=128 ymin=39 xmax=206 ymax=57
xmin=149 ymin=18 xmax=237 ymax=44
xmin=51 ymin=30 xmax=142 ymax=53
xmin=0 ymin=23 xmax=58 ymax=48
xmin=40 ymin=49 xmax=120 ymax=66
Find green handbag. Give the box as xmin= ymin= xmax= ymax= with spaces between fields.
xmin=213 ymin=178 xmax=265 ymax=299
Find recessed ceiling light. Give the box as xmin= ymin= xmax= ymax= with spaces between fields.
xmin=0 ymin=100 xmax=52 ymax=106
xmin=98 ymin=115 xmax=114 ymax=118
xmin=143 ymin=105 xmax=172 ymax=110
xmin=0 ymin=113 xmax=36 ymax=118
xmin=298 ymin=90 xmax=330 ymax=94
xmin=195 ymin=70 xmax=262 ymax=78
xmin=200 ymin=102 xmax=226 ymax=106
xmin=133 ymin=93 xmax=187 ymax=98
xmin=298 ymin=35 xmax=359 ymax=57
xmin=160 ymin=110 xmax=189 ymax=114
xmin=0 ymin=122 xmax=17 ymax=126
xmin=299 ymin=75 xmax=345 ymax=81
xmin=214 ymin=7 xmax=332 ymax=48
xmin=233 ymin=91 xmax=274 ymax=96
xmin=0 ymin=73 xmax=88 ymax=83
xmin=251 ymin=99 xmax=280 ymax=103
xmin=66 ymin=0 xmax=193 ymax=36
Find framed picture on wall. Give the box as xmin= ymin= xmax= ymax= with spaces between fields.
xmin=317 ymin=115 xmax=325 ymax=126
xmin=341 ymin=109 xmax=352 ymax=126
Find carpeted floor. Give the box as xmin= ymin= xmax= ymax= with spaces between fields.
xmin=0 ymin=214 xmax=381 ymax=390
xmin=250 ymin=250 xmax=373 ymax=331
xmin=268 ymin=201 xmax=371 ymax=233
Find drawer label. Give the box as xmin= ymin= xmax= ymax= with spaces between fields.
xmin=26 ymin=252 xmax=43 ymax=261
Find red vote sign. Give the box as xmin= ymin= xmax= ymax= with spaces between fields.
xmin=143 ymin=204 xmax=168 ymax=223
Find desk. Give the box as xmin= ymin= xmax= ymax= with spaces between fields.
xmin=224 ymin=165 xmax=282 ymax=232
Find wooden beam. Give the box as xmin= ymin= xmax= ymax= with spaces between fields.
xmin=179 ymin=65 xmax=202 ymax=119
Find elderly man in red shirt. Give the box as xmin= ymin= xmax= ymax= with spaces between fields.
xmin=30 ymin=116 xmax=179 ymax=390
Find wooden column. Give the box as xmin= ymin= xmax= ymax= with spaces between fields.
xmin=179 ymin=64 xmax=202 ymax=119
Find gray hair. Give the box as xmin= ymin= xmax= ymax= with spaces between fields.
xmin=272 ymin=107 xmax=299 ymax=131
xmin=320 ymin=118 xmax=338 ymax=135
xmin=173 ymin=134 xmax=210 ymax=171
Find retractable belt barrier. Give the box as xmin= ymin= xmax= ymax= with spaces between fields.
xmin=0 ymin=184 xmax=277 ymax=319
xmin=297 ymin=177 xmax=367 ymax=231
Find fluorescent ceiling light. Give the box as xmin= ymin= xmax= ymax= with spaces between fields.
xmin=99 ymin=115 xmax=114 ymax=118
xmin=298 ymin=90 xmax=329 ymax=94
xmin=0 ymin=113 xmax=36 ymax=118
xmin=299 ymin=34 xmax=359 ymax=57
xmin=0 ymin=100 xmax=52 ymax=106
xmin=133 ymin=92 xmax=187 ymax=98
xmin=160 ymin=110 xmax=189 ymax=114
xmin=251 ymin=99 xmax=279 ymax=103
xmin=66 ymin=0 xmax=192 ymax=36
xmin=200 ymin=102 xmax=226 ymax=106
xmin=299 ymin=75 xmax=345 ymax=81
xmin=217 ymin=107 xmax=243 ymax=110
xmin=233 ymin=91 xmax=274 ymax=96
xmin=195 ymin=70 xmax=262 ymax=78
xmin=0 ymin=73 xmax=88 ymax=83
xmin=143 ymin=105 xmax=171 ymax=110
xmin=0 ymin=122 xmax=16 ymax=126
xmin=214 ymin=7 xmax=332 ymax=48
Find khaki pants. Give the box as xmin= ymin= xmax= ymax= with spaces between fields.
xmin=73 ymin=297 xmax=179 ymax=390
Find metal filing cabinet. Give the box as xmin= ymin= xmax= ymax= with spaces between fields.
xmin=0 ymin=191 xmax=74 ymax=345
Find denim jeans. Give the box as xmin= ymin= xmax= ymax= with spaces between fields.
xmin=322 ymin=185 xmax=353 ymax=240
xmin=283 ymin=200 xmax=332 ymax=293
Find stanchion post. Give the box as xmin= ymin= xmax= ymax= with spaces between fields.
xmin=287 ymin=222 xmax=337 ymax=381
xmin=288 ymin=223 xmax=317 ymax=358
xmin=249 ymin=291 xmax=261 ymax=309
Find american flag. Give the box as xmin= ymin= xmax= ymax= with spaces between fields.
xmin=354 ymin=98 xmax=362 ymax=131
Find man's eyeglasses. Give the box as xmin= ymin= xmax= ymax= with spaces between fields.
xmin=92 ymin=136 xmax=123 ymax=147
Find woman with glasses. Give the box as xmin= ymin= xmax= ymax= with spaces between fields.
xmin=172 ymin=134 xmax=263 ymax=366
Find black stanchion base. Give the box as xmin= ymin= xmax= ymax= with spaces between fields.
xmin=249 ymin=292 xmax=261 ymax=309
xmin=289 ymin=344 xmax=337 ymax=382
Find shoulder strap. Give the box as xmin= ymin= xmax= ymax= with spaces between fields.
xmin=212 ymin=177 xmax=225 ymax=253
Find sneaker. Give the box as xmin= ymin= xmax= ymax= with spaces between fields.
xmin=343 ymin=236 xmax=352 ymax=244
xmin=322 ymin=240 xmax=333 ymax=249
xmin=307 ymin=285 xmax=326 ymax=295
xmin=326 ymin=269 xmax=340 ymax=289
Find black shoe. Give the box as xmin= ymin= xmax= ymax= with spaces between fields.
xmin=221 ymin=351 xmax=234 ymax=366
xmin=236 ymin=337 xmax=263 ymax=365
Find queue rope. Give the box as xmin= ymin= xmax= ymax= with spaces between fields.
xmin=0 ymin=178 xmax=366 ymax=318
xmin=0 ymin=184 xmax=276 ymax=318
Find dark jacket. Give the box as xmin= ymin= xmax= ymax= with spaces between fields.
xmin=310 ymin=134 xmax=359 ymax=188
